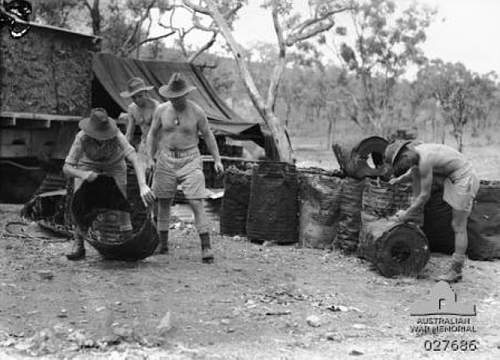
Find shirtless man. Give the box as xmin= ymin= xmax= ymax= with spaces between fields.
xmin=119 ymin=77 xmax=160 ymax=167
xmin=385 ymin=141 xmax=479 ymax=282
xmin=146 ymin=73 xmax=224 ymax=262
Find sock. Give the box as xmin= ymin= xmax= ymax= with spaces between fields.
xmin=199 ymin=232 xmax=211 ymax=250
xmin=452 ymin=252 xmax=466 ymax=264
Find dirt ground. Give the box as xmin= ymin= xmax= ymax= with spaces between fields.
xmin=1 ymin=138 xmax=500 ymax=359
xmin=1 ymin=202 xmax=500 ymax=360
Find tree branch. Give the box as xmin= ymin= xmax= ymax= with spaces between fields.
xmin=191 ymin=13 xmax=217 ymax=32
xmin=188 ymin=31 xmax=217 ymax=63
xmin=176 ymin=26 xmax=194 ymax=57
xmin=272 ymin=2 xmax=286 ymax=54
xmin=267 ymin=2 xmax=286 ymax=110
xmin=182 ymin=0 xmax=210 ymax=15
xmin=124 ymin=30 xmax=176 ymax=55
xmin=223 ymin=1 xmax=243 ymax=21
xmin=82 ymin=0 xmax=92 ymax=12
xmin=121 ymin=0 xmax=157 ymax=52
xmin=286 ymin=6 xmax=352 ymax=46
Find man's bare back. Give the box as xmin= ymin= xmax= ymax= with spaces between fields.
xmin=414 ymin=143 xmax=468 ymax=177
xmin=155 ymin=100 xmax=203 ymax=150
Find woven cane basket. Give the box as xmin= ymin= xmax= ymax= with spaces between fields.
xmin=85 ymin=165 xmax=159 ymax=261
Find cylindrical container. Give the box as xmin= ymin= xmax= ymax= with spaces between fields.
xmin=424 ymin=179 xmax=500 ymax=260
xmin=468 ymin=180 xmax=500 ymax=260
xmin=85 ymin=164 xmax=158 ymax=261
xmin=88 ymin=212 xmax=158 ymax=261
xmin=334 ymin=177 xmax=365 ymax=253
xmin=220 ymin=166 xmax=253 ymax=236
xmin=422 ymin=174 xmax=455 ymax=254
xmin=332 ymin=135 xmax=388 ymax=179
xmin=359 ymin=178 xmax=423 ymax=258
xmin=91 ymin=210 xmax=132 ymax=242
xmin=246 ymin=162 xmax=298 ymax=244
xmin=126 ymin=165 xmax=148 ymax=230
xmin=298 ymin=167 xmax=343 ymax=249
xmin=362 ymin=220 xmax=429 ymax=277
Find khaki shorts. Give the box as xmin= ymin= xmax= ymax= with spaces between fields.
xmin=152 ymin=147 xmax=207 ymax=199
xmin=443 ymin=163 xmax=480 ymax=212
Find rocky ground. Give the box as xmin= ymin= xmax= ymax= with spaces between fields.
xmin=1 ymin=203 xmax=500 ymax=360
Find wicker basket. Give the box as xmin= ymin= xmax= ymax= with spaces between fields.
xmin=298 ymin=167 xmax=343 ymax=249
xmin=334 ymin=178 xmax=365 ymax=253
xmin=220 ymin=166 xmax=253 ymax=236
xmin=246 ymin=162 xmax=298 ymax=244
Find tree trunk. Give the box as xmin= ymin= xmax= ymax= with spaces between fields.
xmin=431 ymin=110 xmax=437 ymax=142
xmin=440 ymin=119 xmax=446 ymax=144
xmin=458 ymin=132 xmax=464 ymax=153
xmin=90 ymin=0 xmax=101 ymax=36
xmin=285 ymin=102 xmax=292 ymax=127
xmin=326 ymin=116 xmax=334 ymax=150
xmin=204 ymin=0 xmax=293 ymax=163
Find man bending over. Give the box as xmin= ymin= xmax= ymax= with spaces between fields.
xmin=385 ymin=141 xmax=479 ymax=282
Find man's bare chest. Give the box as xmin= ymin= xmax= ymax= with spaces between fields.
xmin=133 ymin=108 xmax=155 ymax=126
xmin=161 ymin=110 xmax=198 ymax=134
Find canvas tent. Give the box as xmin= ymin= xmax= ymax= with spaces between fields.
xmin=92 ymin=53 xmax=265 ymax=147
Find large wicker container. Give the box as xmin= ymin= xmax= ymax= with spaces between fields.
xmin=361 ymin=219 xmax=429 ymax=277
xmin=358 ymin=178 xmax=429 ymax=276
xmin=220 ymin=166 xmax=253 ymax=236
xmin=334 ymin=178 xmax=365 ymax=253
xmin=424 ymin=179 xmax=500 ymax=260
xmin=298 ymin=168 xmax=343 ymax=249
xmin=83 ymin=165 xmax=158 ymax=261
xmin=361 ymin=179 xmax=420 ymax=222
xmin=246 ymin=162 xmax=298 ymax=244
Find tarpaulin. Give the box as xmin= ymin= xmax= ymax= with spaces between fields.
xmin=92 ymin=53 xmax=264 ymax=145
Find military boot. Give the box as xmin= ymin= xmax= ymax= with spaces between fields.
xmin=199 ymin=233 xmax=214 ymax=264
xmin=436 ymin=254 xmax=464 ymax=283
xmin=66 ymin=232 xmax=85 ymax=260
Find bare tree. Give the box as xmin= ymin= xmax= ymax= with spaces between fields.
xmin=163 ymin=2 xmax=241 ymax=65
xmin=182 ymin=0 xmax=352 ymax=162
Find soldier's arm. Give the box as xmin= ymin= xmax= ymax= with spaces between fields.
xmin=401 ymin=161 xmax=432 ymax=220
xmin=146 ymin=106 xmax=162 ymax=160
xmin=198 ymin=108 xmax=221 ymax=164
xmin=62 ymin=132 xmax=96 ymax=181
xmin=389 ymin=166 xmax=415 ymax=185
xmin=124 ymin=113 xmax=135 ymax=143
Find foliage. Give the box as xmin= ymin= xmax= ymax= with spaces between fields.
xmin=337 ymin=0 xmax=435 ymax=132
xmin=28 ymin=0 xmax=500 ymax=152
xmin=32 ymin=0 xmax=175 ymax=56
xmin=416 ymin=60 xmax=499 ymax=151
xmin=32 ymin=0 xmax=81 ymax=28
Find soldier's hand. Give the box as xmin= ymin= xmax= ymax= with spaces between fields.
xmin=118 ymin=113 xmax=129 ymax=123
xmin=140 ymin=184 xmax=156 ymax=207
xmin=214 ymin=160 xmax=224 ymax=175
xmin=388 ymin=177 xmax=399 ymax=185
xmin=389 ymin=209 xmax=407 ymax=223
xmin=84 ymin=171 xmax=99 ymax=182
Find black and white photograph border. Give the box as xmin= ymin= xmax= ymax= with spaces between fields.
xmin=1 ymin=0 xmax=500 ymax=359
